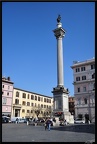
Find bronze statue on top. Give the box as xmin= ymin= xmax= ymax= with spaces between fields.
xmin=57 ymin=15 xmax=61 ymax=23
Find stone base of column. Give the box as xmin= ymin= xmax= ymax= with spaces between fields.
xmin=63 ymin=111 xmax=74 ymax=124
xmin=52 ymin=86 xmax=74 ymax=124
xmin=52 ymin=117 xmax=60 ymax=126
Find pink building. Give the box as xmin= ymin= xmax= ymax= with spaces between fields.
xmin=2 ymin=77 xmax=14 ymax=117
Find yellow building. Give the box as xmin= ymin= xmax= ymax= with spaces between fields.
xmin=12 ymin=87 xmax=53 ymax=119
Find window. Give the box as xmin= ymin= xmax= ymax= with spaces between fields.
xmin=22 ymin=101 xmax=26 ymax=105
xmin=31 ymin=110 xmax=33 ymax=113
xmin=8 ymin=86 xmax=10 ymax=89
xmin=41 ymin=111 xmax=43 ymax=114
xmin=81 ymin=67 xmax=85 ymax=71
xmin=31 ymin=103 xmax=34 ymax=106
xmin=78 ymin=87 xmax=80 ymax=92
xmin=35 ymin=96 xmax=37 ymax=100
xmin=84 ymin=98 xmax=87 ymax=104
xmin=38 ymin=97 xmax=40 ymax=101
xmin=27 ymin=110 xmax=29 ymax=113
xmin=76 ymin=68 xmax=80 ymax=72
xmin=47 ymin=99 xmax=49 ymax=103
xmin=82 ymin=76 xmax=86 ymax=80
xmin=47 ymin=105 xmax=48 ymax=108
xmin=22 ymin=93 xmax=26 ymax=98
xmin=16 ymin=91 xmax=19 ymax=97
xmin=28 ymin=94 xmax=29 ymax=99
xmin=76 ymin=77 xmax=80 ymax=81
xmin=7 ymin=92 xmax=9 ymax=96
xmin=31 ymin=95 xmax=34 ymax=100
xmin=15 ymin=99 xmax=19 ymax=104
xmin=91 ymin=64 xmax=95 ymax=69
xmin=49 ymin=106 xmax=51 ymax=109
xmin=83 ymin=87 xmax=86 ymax=92
xmin=78 ymin=98 xmax=81 ymax=104
xmin=2 ymin=85 xmax=4 ymax=88
xmin=49 ymin=99 xmax=51 ymax=103
xmin=35 ymin=103 xmax=37 ymax=107
xmin=44 ymin=98 xmax=46 ymax=102
xmin=94 ymin=83 xmax=95 ymax=89
xmin=2 ymin=98 xmax=7 ymax=104
xmin=22 ymin=109 xmax=25 ymax=113
xmin=41 ymin=104 xmax=43 ymax=108
xmin=2 ymin=91 xmax=4 ymax=95
xmin=44 ymin=105 xmax=46 ymax=108
xmin=27 ymin=102 xmax=30 ymax=106
xmin=92 ymin=73 xmax=95 ymax=79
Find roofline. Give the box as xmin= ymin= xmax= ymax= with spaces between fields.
xmin=71 ymin=58 xmax=95 ymax=69
xmin=2 ymin=79 xmax=14 ymax=84
xmin=14 ymin=87 xmax=53 ymax=99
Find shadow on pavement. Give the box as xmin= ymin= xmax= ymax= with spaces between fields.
xmin=51 ymin=124 xmax=95 ymax=134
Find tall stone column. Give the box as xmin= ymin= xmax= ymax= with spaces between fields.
xmin=53 ymin=19 xmax=65 ymax=87
xmin=52 ymin=15 xmax=69 ymax=114
xmin=52 ymin=15 xmax=74 ymax=124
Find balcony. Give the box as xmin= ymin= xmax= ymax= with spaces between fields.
xmin=13 ymin=103 xmax=22 ymax=108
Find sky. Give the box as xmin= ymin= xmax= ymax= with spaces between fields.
xmin=2 ymin=2 xmax=95 ymax=97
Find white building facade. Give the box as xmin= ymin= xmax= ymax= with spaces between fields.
xmin=71 ymin=58 xmax=95 ymax=123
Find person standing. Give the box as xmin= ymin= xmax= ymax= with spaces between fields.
xmin=47 ymin=118 xmax=51 ymax=131
xmin=44 ymin=118 xmax=48 ymax=130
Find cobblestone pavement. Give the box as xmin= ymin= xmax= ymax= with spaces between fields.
xmin=2 ymin=123 xmax=95 ymax=142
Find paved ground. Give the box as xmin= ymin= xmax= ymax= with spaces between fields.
xmin=2 ymin=123 xmax=95 ymax=142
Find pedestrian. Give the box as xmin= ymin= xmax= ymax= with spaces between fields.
xmin=44 ymin=121 xmax=47 ymax=130
xmin=44 ymin=118 xmax=48 ymax=130
xmin=64 ymin=119 xmax=67 ymax=125
xmin=16 ymin=118 xmax=19 ymax=124
xmin=47 ymin=118 xmax=51 ymax=131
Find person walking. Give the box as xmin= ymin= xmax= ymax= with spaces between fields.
xmin=47 ymin=118 xmax=51 ymax=131
xmin=44 ymin=118 xmax=48 ymax=130
xmin=16 ymin=118 xmax=19 ymax=124
xmin=64 ymin=119 xmax=67 ymax=125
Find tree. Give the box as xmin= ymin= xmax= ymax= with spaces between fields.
xmin=43 ymin=107 xmax=53 ymax=118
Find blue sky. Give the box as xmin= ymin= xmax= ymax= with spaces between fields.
xmin=2 ymin=2 xmax=95 ymax=97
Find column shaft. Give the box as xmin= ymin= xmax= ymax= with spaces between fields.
xmin=57 ymin=37 xmax=64 ymax=86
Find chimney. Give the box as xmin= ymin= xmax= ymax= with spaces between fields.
xmin=7 ymin=77 xmax=10 ymax=81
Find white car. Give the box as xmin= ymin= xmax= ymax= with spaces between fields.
xmin=11 ymin=117 xmax=25 ymax=123
xmin=74 ymin=118 xmax=85 ymax=124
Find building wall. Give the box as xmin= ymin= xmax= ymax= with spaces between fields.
xmin=2 ymin=77 xmax=14 ymax=116
xmin=71 ymin=58 xmax=95 ymax=122
xmin=12 ymin=88 xmax=53 ymax=118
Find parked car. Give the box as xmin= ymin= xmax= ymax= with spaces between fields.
xmin=24 ymin=118 xmax=27 ymax=123
xmin=18 ymin=118 xmax=25 ymax=123
xmin=11 ymin=117 xmax=25 ymax=123
xmin=2 ymin=117 xmax=11 ymax=123
xmin=74 ymin=118 xmax=85 ymax=124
